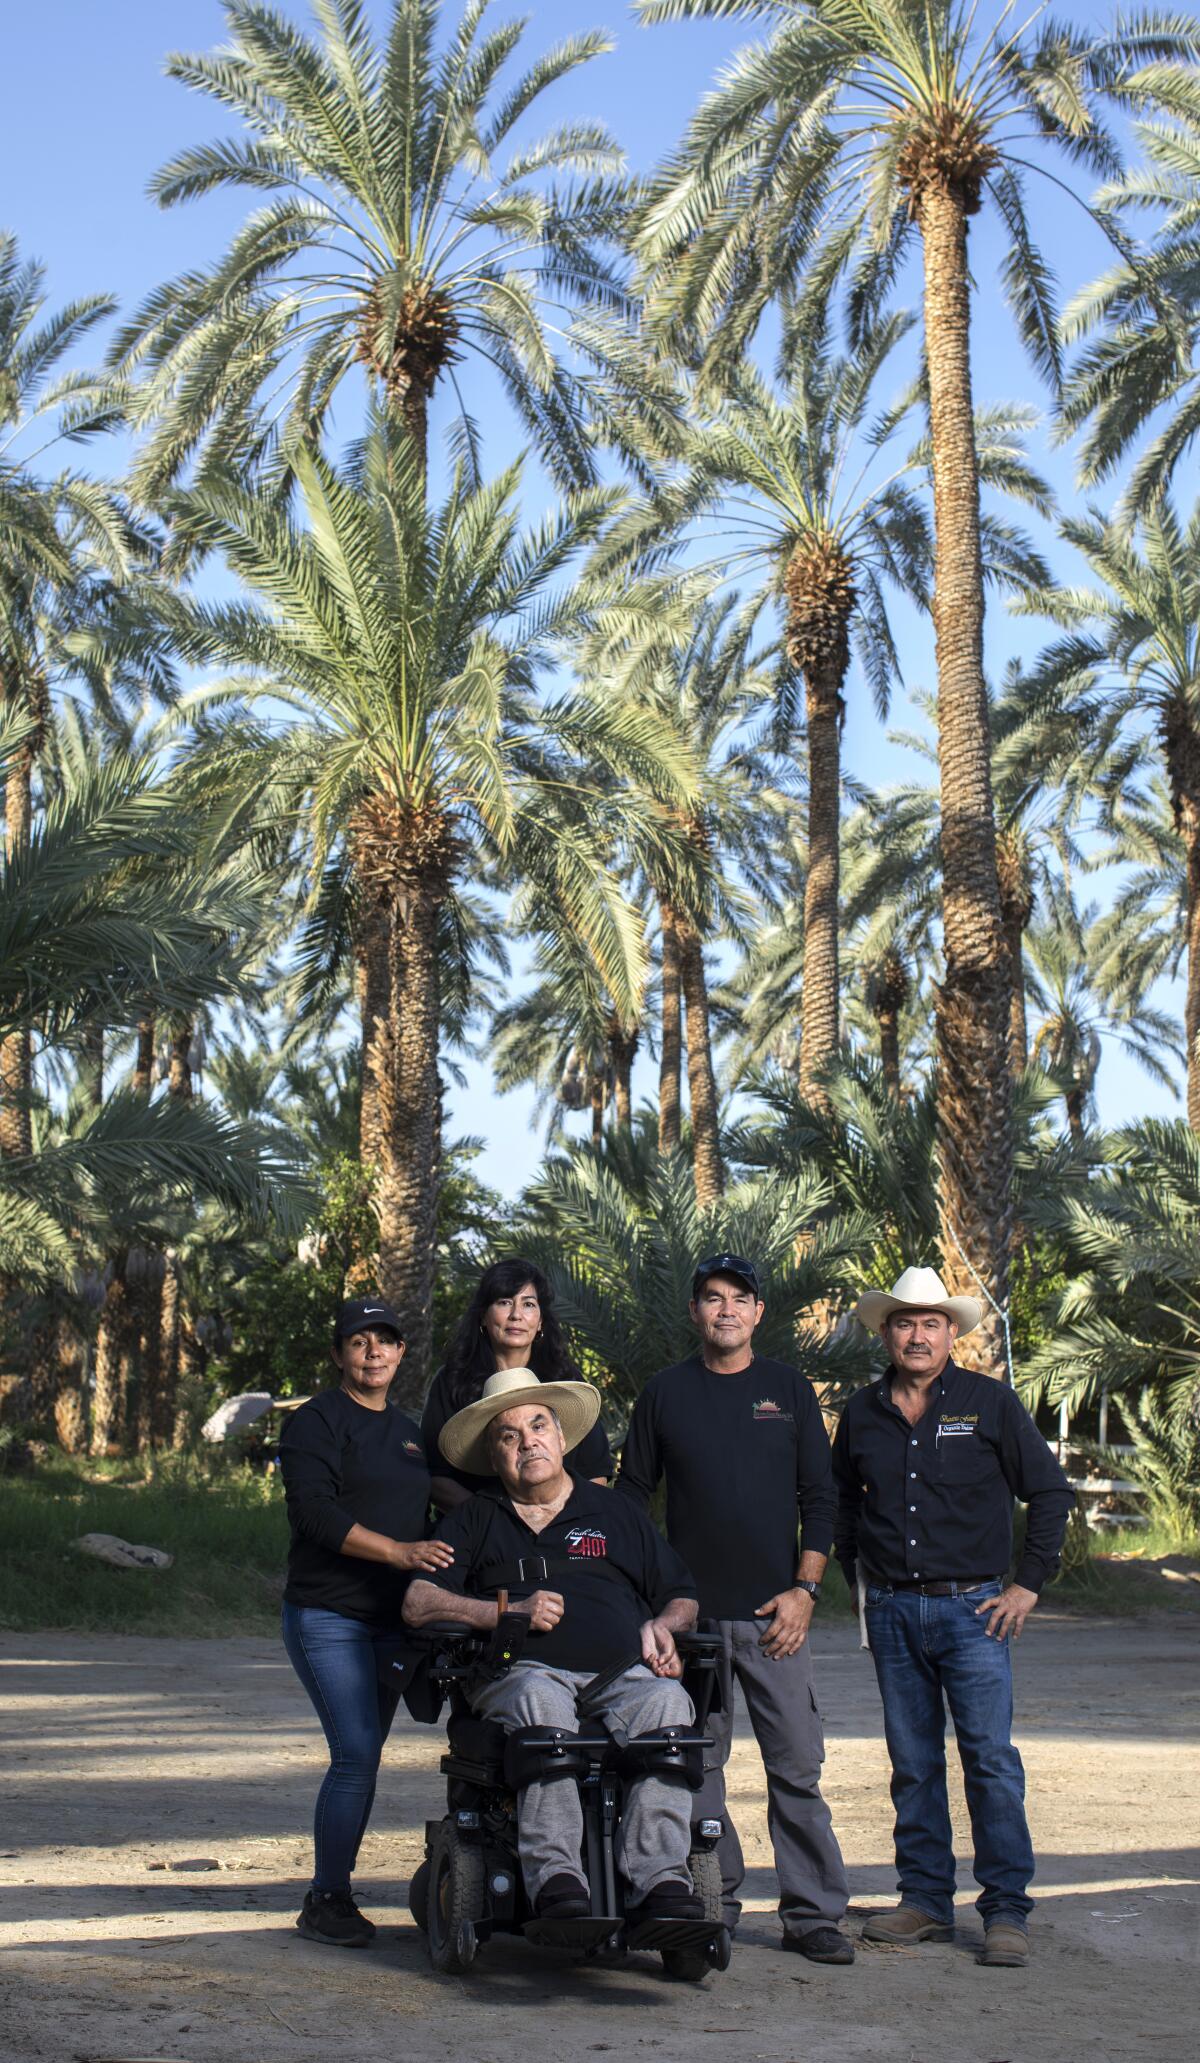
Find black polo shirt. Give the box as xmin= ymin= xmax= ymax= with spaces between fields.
xmin=831 ymin=1360 xmax=1073 ymax=1593
xmin=427 ymin=1474 xmax=697 ymax=1674
xmin=616 ymin=1352 xmax=836 ymax=1621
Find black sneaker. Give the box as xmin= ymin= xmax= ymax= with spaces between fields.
xmin=627 ymin=1881 xmax=705 ymax=1925
xmin=782 ymin=1924 xmax=855 ymax=1965
xmin=535 ymin=1873 xmax=591 ymax=1920
xmin=296 ymin=1889 xmax=375 ymax=1947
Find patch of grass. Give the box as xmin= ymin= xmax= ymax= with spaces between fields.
xmin=0 ymin=1453 xmax=289 ymax=1636
xmin=1049 ymin=1523 xmax=1200 ymax=1615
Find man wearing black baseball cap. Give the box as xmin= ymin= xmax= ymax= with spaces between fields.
xmin=617 ymin=1253 xmax=850 ymax=1962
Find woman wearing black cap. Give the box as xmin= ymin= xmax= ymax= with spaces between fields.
xmin=422 ymin=1257 xmax=611 ymax=1511
xmin=279 ymin=1297 xmax=452 ymax=1949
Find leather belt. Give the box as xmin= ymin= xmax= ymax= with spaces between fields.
xmin=889 ymin=1577 xmax=998 ymax=1596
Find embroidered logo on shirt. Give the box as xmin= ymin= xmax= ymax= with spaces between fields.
xmin=563 ymin=1525 xmax=608 ymax=1558
xmin=753 ymin=1398 xmax=793 ymax=1421
xmin=402 ymin=1440 xmax=424 ymax=1457
xmin=937 ymin=1415 xmax=979 ymax=1439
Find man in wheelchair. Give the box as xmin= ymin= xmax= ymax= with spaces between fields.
xmin=402 ymin=1369 xmax=728 ymax=1975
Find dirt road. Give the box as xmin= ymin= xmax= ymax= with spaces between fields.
xmin=1 ymin=1614 xmax=1196 ymax=2063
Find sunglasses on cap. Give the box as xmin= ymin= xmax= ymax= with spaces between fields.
xmin=691 ymin=1253 xmax=761 ymax=1300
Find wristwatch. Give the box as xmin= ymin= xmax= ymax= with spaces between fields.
xmin=794 ymin=1579 xmax=821 ymax=1601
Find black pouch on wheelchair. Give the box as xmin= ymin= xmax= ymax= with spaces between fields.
xmin=502 ymin=1725 xmax=593 ymax=1792
xmin=373 ymin=1635 xmax=447 ymax=1724
xmin=619 ymin=1726 xmax=707 ymax=1791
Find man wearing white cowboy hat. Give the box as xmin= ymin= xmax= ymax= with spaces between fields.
xmin=832 ymin=1266 xmax=1073 ymax=1969
xmin=402 ymin=1369 xmax=705 ymax=1926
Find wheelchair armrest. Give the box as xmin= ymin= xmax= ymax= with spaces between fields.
xmin=674 ymin=1631 xmax=723 ymax=1663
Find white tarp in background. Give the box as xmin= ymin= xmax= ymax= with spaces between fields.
xmin=200 ymin=1392 xmax=273 ymax=1443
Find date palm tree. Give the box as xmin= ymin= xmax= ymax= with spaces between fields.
xmin=576 ymin=586 xmax=787 ymax=1199
xmin=1016 ymin=498 xmax=1200 ymax=1127
xmin=0 ymin=712 xmax=304 ymax=1319
xmin=0 ymin=235 xmax=129 ymax=1159
xmin=1025 ymin=878 xmax=1181 ymax=1141
xmin=113 ymin=0 xmax=630 ymax=492
xmin=634 ymin=0 xmax=1197 ymax=1370
xmin=1060 ymin=96 xmax=1200 ymax=515
xmin=1027 ymin=1118 xmax=1200 ymax=1447
xmin=519 ymin=1131 xmax=875 ymax=1421
xmin=166 ymin=417 xmax=695 ymax=1389
xmin=604 ymin=313 xmax=1048 ymax=1105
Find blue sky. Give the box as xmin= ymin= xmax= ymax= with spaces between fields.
xmin=2 ymin=0 xmax=1182 ymax=1197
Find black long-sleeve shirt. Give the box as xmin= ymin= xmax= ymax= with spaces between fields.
xmin=831 ymin=1360 xmax=1074 ymax=1594
xmin=616 ymin=1352 xmax=836 ymax=1621
xmin=421 ymin=1364 xmax=612 ymax=1495
xmin=280 ymin=1388 xmax=434 ymax=1623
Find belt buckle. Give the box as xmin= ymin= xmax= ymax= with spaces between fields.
xmin=516 ymin=1554 xmax=549 ymax=1585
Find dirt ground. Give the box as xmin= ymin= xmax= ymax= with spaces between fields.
xmin=1 ymin=1613 xmax=1196 ymax=2063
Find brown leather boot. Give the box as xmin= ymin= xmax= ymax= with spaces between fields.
xmin=861 ymin=1905 xmax=955 ymax=1945
xmin=979 ymin=1922 xmax=1029 ymax=1967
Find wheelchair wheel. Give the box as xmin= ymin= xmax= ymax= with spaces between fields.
xmin=427 ymin=1821 xmax=485 ymax=1974
xmin=408 ymin=1858 xmax=430 ymax=1932
xmin=661 ymin=1849 xmax=724 ymax=1984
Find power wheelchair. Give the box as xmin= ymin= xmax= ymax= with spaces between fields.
xmin=401 ymin=1612 xmax=731 ymax=1983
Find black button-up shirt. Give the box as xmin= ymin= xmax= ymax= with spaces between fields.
xmin=832 ymin=1360 xmax=1073 ymax=1593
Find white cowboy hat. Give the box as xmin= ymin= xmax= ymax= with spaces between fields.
xmin=854 ymin=1265 xmax=981 ymax=1338
xmin=438 ymin=1367 xmax=601 ymax=1476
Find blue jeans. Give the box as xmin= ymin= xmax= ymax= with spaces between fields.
xmin=281 ymin=1603 xmax=404 ymax=1896
xmin=865 ymin=1581 xmax=1034 ymax=1928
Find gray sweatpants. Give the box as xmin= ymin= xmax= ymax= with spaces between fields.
xmin=470 ymin=1661 xmax=696 ymax=1905
xmin=695 ymin=1619 xmax=848 ymax=1937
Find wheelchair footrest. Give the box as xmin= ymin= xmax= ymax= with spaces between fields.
xmin=523 ymin=1916 xmax=621 ymax=1951
xmin=625 ymin=1915 xmax=724 ymax=1953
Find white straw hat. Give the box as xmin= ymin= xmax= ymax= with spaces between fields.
xmin=854 ymin=1265 xmax=982 ymax=1338
xmin=437 ymin=1368 xmax=601 ymax=1475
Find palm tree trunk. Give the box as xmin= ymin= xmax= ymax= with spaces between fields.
xmin=917 ymin=178 xmax=1014 ymax=1378
xmin=90 ymin=1269 xmax=129 ymax=1456
xmin=374 ymin=889 xmax=442 ymax=1406
xmin=357 ymin=910 xmax=390 ymax=1169
xmin=398 ymin=380 xmax=429 ymax=476
xmin=157 ymin=1250 xmax=182 ymax=1445
xmin=0 ymin=739 xmax=34 ymax=1158
xmin=609 ymin=1019 xmax=637 ymax=1130
xmin=658 ymin=903 xmax=683 ymax=1154
xmin=799 ymin=653 xmax=844 ymax=1106
xmin=878 ymin=1001 xmax=902 ymax=1097
xmin=168 ymin=1022 xmax=194 ymax=1099
xmin=1163 ymin=705 xmax=1200 ymax=1131
xmin=52 ymin=1328 xmax=88 ymax=1455
xmin=133 ymin=1014 xmax=155 ymax=1097
xmin=1003 ymin=907 xmax=1029 ymax=1075
xmin=679 ymin=923 xmax=724 ymax=1207
xmin=591 ymin=1072 xmax=605 ymax=1142
xmin=1064 ymin=1082 xmax=1086 ymax=1143
xmin=80 ymin=1025 xmax=104 ymax=1108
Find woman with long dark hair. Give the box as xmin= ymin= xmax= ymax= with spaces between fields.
xmin=423 ymin=1256 xmax=611 ymax=1510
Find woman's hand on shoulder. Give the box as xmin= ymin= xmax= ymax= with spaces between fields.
xmin=392 ymin=1539 xmax=455 ymax=1573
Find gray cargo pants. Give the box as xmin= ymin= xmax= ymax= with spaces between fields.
xmin=471 ymin=1660 xmax=696 ymax=1905
xmin=695 ymin=1619 xmax=848 ymax=1937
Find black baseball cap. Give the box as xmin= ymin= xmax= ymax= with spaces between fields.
xmin=691 ymin=1252 xmax=761 ymax=1300
xmin=333 ymin=1297 xmax=404 ymax=1343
